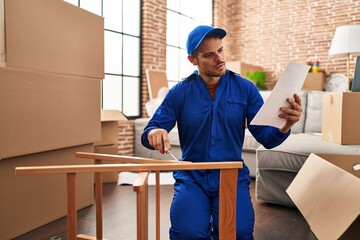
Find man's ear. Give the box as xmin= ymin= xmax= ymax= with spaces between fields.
xmin=188 ymin=55 xmax=197 ymax=66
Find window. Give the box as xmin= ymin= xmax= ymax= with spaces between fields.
xmin=65 ymin=0 xmax=141 ymax=118
xmin=166 ymin=0 xmax=213 ymax=88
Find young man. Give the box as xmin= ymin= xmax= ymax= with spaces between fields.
xmin=141 ymin=25 xmax=302 ymax=240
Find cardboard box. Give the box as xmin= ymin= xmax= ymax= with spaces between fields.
xmin=93 ymin=110 xmax=127 ymax=182
xmin=3 ymin=0 xmax=104 ymax=79
xmin=287 ymin=153 xmax=360 ymax=240
xmin=94 ymin=110 xmax=128 ymax=146
xmin=145 ymin=69 xmax=169 ymax=99
xmin=226 ymin=61 xmax=263 ymax=77
xmin=322 ymin=92 xmax=360 ymax=145
xmin=302 ymin=72 xmax=325 ymax=91
xmin=0 ymin=0 xmax=4 ymax=67
xmin=0 ymin=144 xmax=94 ymax=240
xmin=0 ymin=67 xmax=101 ymax=159
xmin=94 ymin=144 xmax=120 ymax=183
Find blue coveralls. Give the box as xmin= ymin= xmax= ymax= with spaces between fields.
xmin=141 ymin=70 xmax=290 ymax=240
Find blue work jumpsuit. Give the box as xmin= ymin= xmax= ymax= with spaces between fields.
xmin=141 ymin=70 xmax=290 ymax=240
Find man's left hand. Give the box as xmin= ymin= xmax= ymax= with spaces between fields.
xmin=278 ymin=93 xmax=302 ymax=133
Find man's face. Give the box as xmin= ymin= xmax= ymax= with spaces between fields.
xmin=191 ymin=37 xmax=226 ymax=78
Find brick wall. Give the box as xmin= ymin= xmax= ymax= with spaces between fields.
xmin=117 ymin=120 xmax=135 ymax=156
xmin=141 ymin=0 xmax=167 ymax=117
xmin=213 ymin=0 xmax=242 ymax=62
xmin=214 ymin=0 xmax=360 ymax=84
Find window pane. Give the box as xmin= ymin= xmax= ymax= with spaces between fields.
xmin=64 ymin=0 xmax=78 ymax=6
xmin=166 ymin=0 xmax=213 ymax=87
xmin=103 ymin=0 xmax=122 ymax=32
xmin=123 ymin=35 xmax=140 ymax=76
xmin=166 ymin=46 xmax=179 ymax=81
xmin=180 ymin=0 xmax=212 ymax=23
xmin=65 ymin=0 xmax=141 ymax=117
xmin=105 ymin=31 xmax=123 ymax=74
xmin=79 ymin=0 xmax=102 ymax=16
xmin=168 ymin=81 xmax=177 ymax=89
xmin=102 ymin=75 xmax=123 ymax=111
xmin=179 ymin=16 xmax=200 ymax=49
xmin=180 ymin=48 xmax=195 ymax=77
xmin=167 ymin=10 xmax=180 ymax=46
xmin=167 ymin=0 xmax=179 ymax=11
xmin=123 ymin=0 xmax=141 ymax=36
xmin=123 ymin=76 xmax=140 ymax=116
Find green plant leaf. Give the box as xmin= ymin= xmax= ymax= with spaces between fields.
xmin=245 ymin=71 xmax=267 ymax=90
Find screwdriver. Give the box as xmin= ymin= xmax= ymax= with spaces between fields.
xmin=167 ymin=150 xmax=180 ymax=164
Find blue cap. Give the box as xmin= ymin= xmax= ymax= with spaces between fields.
xmin=186 ymin=25 xmax=227 ymax=55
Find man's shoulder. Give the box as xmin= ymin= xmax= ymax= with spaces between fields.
xmin=226 ymin=70 xmax=254 ymax=87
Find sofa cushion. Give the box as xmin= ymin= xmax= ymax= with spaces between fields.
xmin=304 ymin=91 xmax=324 ymax=133
xmin=243 ymin=129 xmax=261 ymax=152
xmin=291 ymin=91 xmax=307 ymax=133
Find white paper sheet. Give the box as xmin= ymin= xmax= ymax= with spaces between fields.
xmin=250 ymin=61 xmax=311 ymax=128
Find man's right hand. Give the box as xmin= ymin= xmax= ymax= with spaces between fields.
xmin=147 ymin=128 xmax=171 ymax=154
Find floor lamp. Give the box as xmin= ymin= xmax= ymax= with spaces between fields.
xmin=329 ymin=25 xmax=360 ymax=91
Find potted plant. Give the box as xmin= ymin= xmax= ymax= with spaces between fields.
xmin=245 ymin=71 xmax=268 ymax=90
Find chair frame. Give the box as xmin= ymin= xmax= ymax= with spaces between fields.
xmin=15 ymin=152 xmax=242 ymax=240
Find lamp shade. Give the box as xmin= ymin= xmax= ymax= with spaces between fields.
xmin=329 ymin=25 xmax=360 ymax=56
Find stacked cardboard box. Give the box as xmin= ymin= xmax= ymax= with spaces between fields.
xmin=322 ymin=92 xmax=360 ymax=145
xmin=94 ymin=110 xmax=128 ymax=183
xmin=0 ymin=0 xmax=104 ymax=239
xmin=0 ymin=0 xmax=4 ymax=66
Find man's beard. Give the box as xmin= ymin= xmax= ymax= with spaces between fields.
xmin=200 ymin=63 xmax=226 ymax=77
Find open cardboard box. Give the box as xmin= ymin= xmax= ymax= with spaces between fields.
xmin=94 ymin=109 xmax=128 ymax=146
xmin=287 ymin=153 xmax=360 ymax=240
xmin=94 ymin=144 xmax=120 ymax=183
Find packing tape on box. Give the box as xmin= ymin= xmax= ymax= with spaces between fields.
xmin=327 ymin=128 xmax=334 ymax=142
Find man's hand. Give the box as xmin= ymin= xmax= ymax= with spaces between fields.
xmin=278 ymin=93 xmax=302 ymax=133
xmin=147 ymin=128 xmax=171 ymax=154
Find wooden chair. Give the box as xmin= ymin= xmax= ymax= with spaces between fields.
xmin=15 ymin=152 xmax=243 ymax=240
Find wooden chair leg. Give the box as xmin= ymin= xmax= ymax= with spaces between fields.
xmin=95 ymin=171 xmax=103 ymax=239
xmin=155 ymin=171 xmax=160 ymax=240
xmin=144 ymin=182 xmax=148 ymax=240
xmin=219 ymin=169 xmax=238 ymax=240
xmin=67 ymin=173 xmax=77 ymax=240
xmin=134 ymin=172 xmax=150 ymax=240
